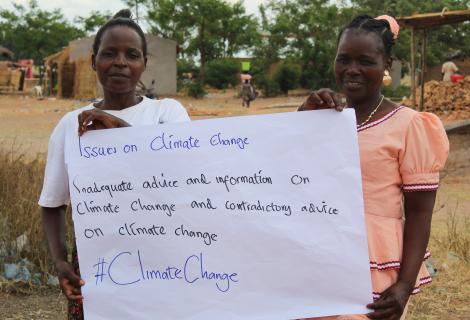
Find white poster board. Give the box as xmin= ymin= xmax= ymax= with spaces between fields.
xmin=66 ymin=110 xmax=372 ymax=319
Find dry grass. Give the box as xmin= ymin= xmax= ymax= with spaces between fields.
xmin=0 ymin=144 xmax=75 ymax=291
xmin=408 ymin=209 xmax=470 ymax=319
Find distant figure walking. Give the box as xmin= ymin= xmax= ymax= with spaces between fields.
xmin=240 ymin=79 xmax=255 ymax=108
xmin=442 ymin=58 xmax=458 ymax=82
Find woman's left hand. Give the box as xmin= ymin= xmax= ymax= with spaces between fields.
xmin=366 ymin=281 xmax=412 ymax=319
xmin=78 ymin=108 xmax=130 ymax=136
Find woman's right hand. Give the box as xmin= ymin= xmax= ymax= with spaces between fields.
xmin=78 ymin=108 xmax=130 ymax=136
xmin=55 ymin=260 xmax=85 ymax=301
xmin=298 ymin=88 xmax=345 ymax=112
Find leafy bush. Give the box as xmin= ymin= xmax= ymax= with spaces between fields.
xmin=204 ymin=59 xmax=240 ymax=89
xmin=273 ymin=62 xmax=301 ymax=95
xmin=186 ymin=81 xmax=207 ymax=99
xmin=382 ymin=85 xmax=411 ymax=100
xmin=177 ymin=58 xmax=198 ymax=78
xmin=253 ymin=74 xmax=280 ymax=97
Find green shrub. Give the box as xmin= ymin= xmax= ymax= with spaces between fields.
xmin=254 ymin=74 xmax=280 ymax=97
xmin=274 ymin=62 xmax=301 ymax=95
xmin=382 ymin=85 xmax=411 ymax=100
xmin=204 ymin=59 xmax=240 ymax=89
xmin=177 ymin=58 xmax=198 ymax=78
xmin=186 ymin=81 xmax=206 ymax=99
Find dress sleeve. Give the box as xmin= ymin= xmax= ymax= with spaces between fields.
xmin=38 ymin=115 xmax=71 ymax=207
xmin=399 ymin=112 xmax=449 ymax=192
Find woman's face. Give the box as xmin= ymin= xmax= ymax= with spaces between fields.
xmin=92 ymin=26 xmax=146 ymax=95
xmin=334 ymin=29 xmax=389 ymax=104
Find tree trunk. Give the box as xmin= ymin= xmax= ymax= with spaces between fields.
xmin=198 ymin=19 xmax=206 ymax=82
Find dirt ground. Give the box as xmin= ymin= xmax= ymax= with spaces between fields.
xmin=0 ymin=90 xmax=469 ymax=319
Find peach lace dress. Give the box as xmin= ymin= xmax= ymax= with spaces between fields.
xmin=311 ymin=106 xmax=449 ymax=320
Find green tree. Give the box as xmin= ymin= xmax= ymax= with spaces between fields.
xmin=204 ymin=58 xmax=240 ymax=89
xmin=75 ymin=10 xmax=112 ymax=35
xmin=132 ymin=0 xmax=260 ymax=81
xmin=274 ymin=61 xmax=301 ymax=94
xmin=349 ymin=0 xmax=470 ymax=65
xmin=255 ymin=0 xmax=353 ymax=90
xmin=0 ymin=0 xmax=84 ymax=63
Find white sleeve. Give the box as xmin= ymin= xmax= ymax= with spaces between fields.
xmin=38 ymin=115 xmax=71 ymax=207
xmin=159 ymin=98 xmax=191 ymax=123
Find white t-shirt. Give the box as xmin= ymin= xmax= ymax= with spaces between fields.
xmin=442 ymin=61 xmax=458 ymax=82
xmin=38 ymin=97 xmax=190 ymax=207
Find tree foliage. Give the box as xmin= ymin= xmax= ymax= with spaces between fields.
xmin=132 ymin=0 xmax=260 ymax=81
xmin=75 ymin=10 xmax=112 ymax=35
xmin=253 ymin=0 xmax=353 ymax=90
xmin=274 ymin=61 xmax=301 ymax=95
xmin=349 ymin=0 xmax=470 ymax=65
xmin=0 ymin=0 xmax=84 ymax=63
xmin=253 ymin=0 xmax=469 ymax=91
xmin=204 ymin=59 xmax=240 ymax=89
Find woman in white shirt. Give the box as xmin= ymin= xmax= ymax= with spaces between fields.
xmin=38 ymin=9 xmax=189 ymax=319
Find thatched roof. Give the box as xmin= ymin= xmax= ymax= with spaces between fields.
xmin=44 ymin=47 xmax=70 ymax=65
xmin=397 ymin=9 xmax=470 ymax=29
xmin=0 ymin=46 xmax=14 ymax=60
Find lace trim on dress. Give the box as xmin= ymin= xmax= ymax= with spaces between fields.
xmin=372 ymin=276 xmax=432 ymax=300
xmin=357 ymin=106 xmax=405 ymax=132
xmin=402 ymin=183 xmax=439 ymax=192
xmin=369 ymin=251 xmax=431 ymax=270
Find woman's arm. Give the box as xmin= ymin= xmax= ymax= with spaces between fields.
xmin=42 ymin=206 xmax=84 ymax=300
xmin=42 ymin=206 xmax=67 ymax=263
xmin=367 ymin=191 xmax=436 ymax=319
xmin=399 ymin=191 xmax=436 ymax=289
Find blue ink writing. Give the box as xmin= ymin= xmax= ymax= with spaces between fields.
xmin=72 ymin=177 xmax=133 ymax=198
xmin=107 ymin=252 xmax=140 ymax=286
xmin=118 ymin=222 xmax=166 ymax=236
xmin=174 ymin=224 xmax=218 ymax=246
xmin=93 ymin=257 xmax=108 ymax=285
xmin=130 ymin=198 xmax=175 ymax=217
xmin=103 ymin=250 xmax=238 ymax=293
xmin=150 ymin=132 xmax=200 ymax=151
xmin=209 ymin=132 xmax=249 ymax=150
xmin=215 ymin=170 xmax=272 ymax=192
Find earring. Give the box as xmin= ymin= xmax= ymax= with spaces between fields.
xmin=383 ymin=70 xmax=392 ymax=86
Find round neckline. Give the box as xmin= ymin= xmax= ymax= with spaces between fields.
xmin=357 ymin=105 xmax=405 ymax=132
xmin=93 ymin=96 xmax=145 ymax=112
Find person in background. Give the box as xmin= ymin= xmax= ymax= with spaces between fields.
xmin=240 ymin=78 xmax=256 ymax=108
xmin=39 ymin=9 xmax=189 ymax=320
xmin=298 ymin=14 xmax=448 ymax=320
xmin=441 ymin=57 xmax=459 ymax=82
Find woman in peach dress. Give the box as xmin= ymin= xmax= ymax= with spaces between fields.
xmin=299 ymin=15 xmax=448 ymax=320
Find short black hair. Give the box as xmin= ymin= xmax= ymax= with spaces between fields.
xmin=338 ymin=14 xmax=395 ymax=59
xmin=92 ymin=9 xmax=147 ymax=58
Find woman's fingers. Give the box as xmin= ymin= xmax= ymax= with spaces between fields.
xmin=318 ymin=90 xmax=337 ymax=108
xmin=367 ymin=295 xmax=403 ymax=320
xmin=300 ymin=89 xmax=344 ymax=112
xmin=61 ymin=277 xmax=83 ymax=300
xmin=77 ymin=109 xmax=130 ymax=136
xmin=56 ymin=261 xmax=85 ymax=301
xmin=332 ymin=93 xmax=345 ymax=111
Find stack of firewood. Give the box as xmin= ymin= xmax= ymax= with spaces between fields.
xmin=403 ymin=77 xmax=470 ymax=120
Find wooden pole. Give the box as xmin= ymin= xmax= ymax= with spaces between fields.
xmin=410 ymin=27 xmax=416 ymax=109
xmin=135 ymin=0 xmax=139 ymax=23
xmin=419 ymin=29 xmax=427 ymax=112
